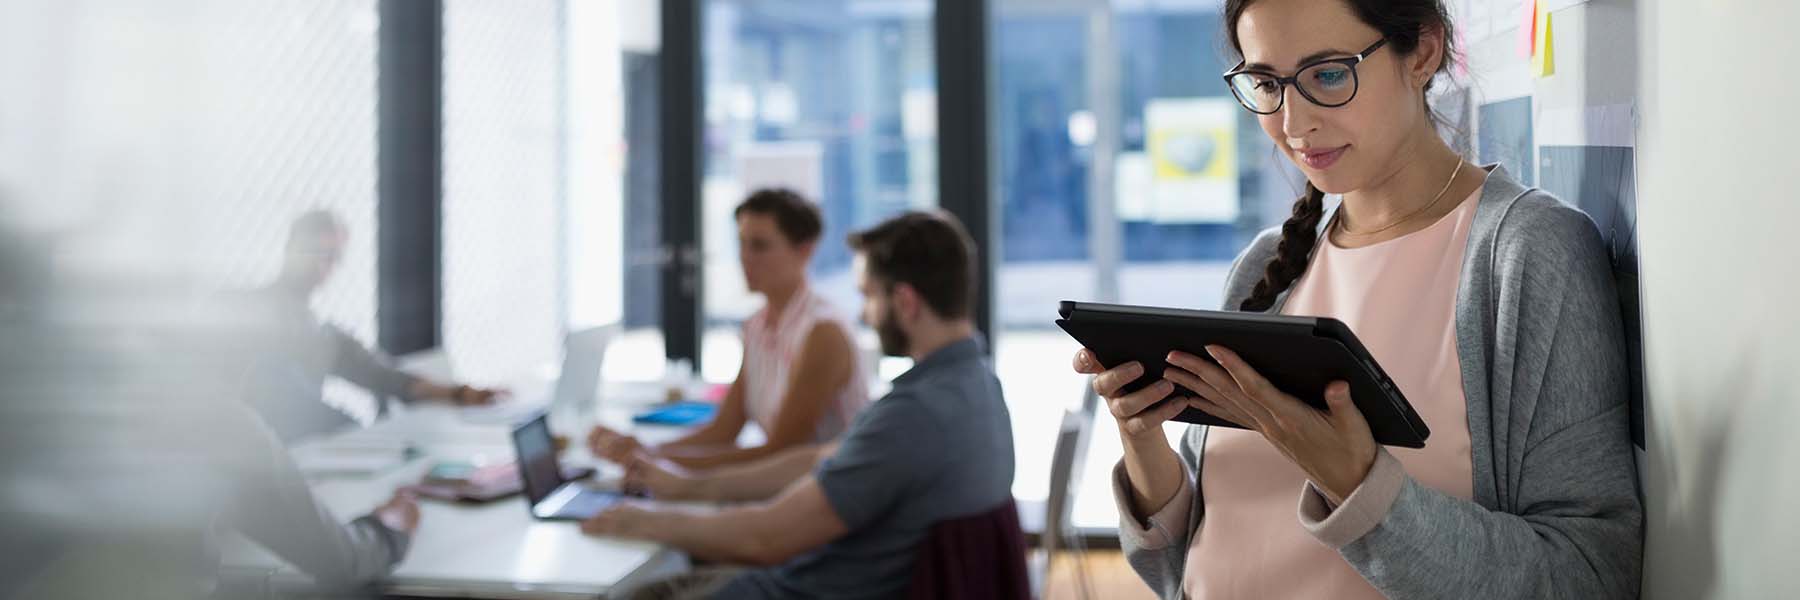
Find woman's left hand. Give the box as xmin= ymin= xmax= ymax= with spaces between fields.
xmin=1162 ymin=345 xmax=1377 ymax=505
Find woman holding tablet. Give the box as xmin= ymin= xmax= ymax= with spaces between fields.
xmin=1072 ymin=0 xmax=1641 ymax=597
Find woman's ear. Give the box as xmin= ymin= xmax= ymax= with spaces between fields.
xmin=1410 ymin=24 xmax=1448 ymax=88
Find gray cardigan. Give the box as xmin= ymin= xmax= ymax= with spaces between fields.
xmin=1113 ymin=165 xmax=1643 ymax=599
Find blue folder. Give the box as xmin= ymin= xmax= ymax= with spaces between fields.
xmin=631 ymin=401 xmax=717 ymax=426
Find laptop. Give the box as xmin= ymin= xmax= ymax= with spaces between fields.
xmin=461 ymin=325 xmax=616 ymax=424
xmin=511 ymin=412 xmax=620 ymax=520
xmin=550 ymin=326 xmax=615 ymax=415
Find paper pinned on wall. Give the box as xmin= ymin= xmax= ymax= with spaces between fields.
xmin=1144 ymin=98 xmax=1238 ymax=224
xmin=1516 ymin=0 xmax=1537 ymax=58
xmin=1448 ymin=0 xmax=1490 ymax=46
xmin=1478 ymin=96 xmax=1536 ymax=185
xmin=1532 ymin=10 xmax=1555 ymax=78
xmin=1113 ymin=152 xmax=1153 ymax=222
xmin=1537 ymin=103 xmax=1637 ymax=148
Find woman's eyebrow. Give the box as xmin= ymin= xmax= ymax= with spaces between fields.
xmin=1245 ymin=48 xmax=1355 ymax=72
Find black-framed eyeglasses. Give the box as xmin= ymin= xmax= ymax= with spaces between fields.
xmin=1222 ymin=39 xmax=1388 ymax=115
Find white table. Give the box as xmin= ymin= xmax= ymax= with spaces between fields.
xmin=222 ymin=381 xmax=718 ymax=599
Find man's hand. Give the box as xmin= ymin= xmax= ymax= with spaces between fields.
xmin=579 ymin=500 xmax=660 ymax=540
xmin=623 ymin=453 xmax=701 ymax=500
xmin=374 ymin=490 xmax=420 ymax=534
xmin=451 ymin=385 xmax=506 ymax=406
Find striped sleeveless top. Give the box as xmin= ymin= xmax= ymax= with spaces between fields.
xmin=740 ymin=286 xmax=870 ymax=443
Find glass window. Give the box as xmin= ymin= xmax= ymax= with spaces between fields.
xmin=606 ymin=1 xmax=669 ymax=383
xmin=992 ymin=0 xmax=1292 ymax=528
xmin=699 ymin=0 xmax=938 ymax=384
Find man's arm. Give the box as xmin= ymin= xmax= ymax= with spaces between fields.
xmin=222 ymin=402 xmax=412 ymax=589
xmin=325 ymin=325 xmax=419 ymax=402
xmin=587 ymin=476 xmax=849 ymax=567
xmin=639 ymin=442 xmax=836 ymax=502
xmin=695 ymin=442 xmax=837 ymax=501
xmin=588 ymin=395 xmax=936 ymax=567
xmin=326 ymin=325 xmax=500 ymax=405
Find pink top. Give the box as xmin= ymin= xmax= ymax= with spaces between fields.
xmin=741 ymin=286 xmax=870 ymax=443
xmin=1182 ymin=187 xmax=1482 ymax=598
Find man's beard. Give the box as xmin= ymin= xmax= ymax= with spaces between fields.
xmin=875 ymin=303 xmax=909 ymax=358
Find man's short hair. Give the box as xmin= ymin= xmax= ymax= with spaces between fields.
xmin=846 ymin=210 xmax=978 ymax=320
xmin=287 ymin=210 xmax=344 ymax=250
xmin=734 ymin=188 xmax=823 ymax=245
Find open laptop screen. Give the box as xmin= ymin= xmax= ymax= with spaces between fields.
xmin=512 ymin=414 xmax=562 ymax=505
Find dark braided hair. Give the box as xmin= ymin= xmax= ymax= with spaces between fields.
xmin=1228 ymin=0 xmax=1459 ymax=312
xmin=1242 ymin=183 xmax=1327 ymax=311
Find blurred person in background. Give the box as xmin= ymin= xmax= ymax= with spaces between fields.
xmin=0 ymin=208 xmax=421 ymax=598
xmin=239 ymin=209 xmax=504 ymax=442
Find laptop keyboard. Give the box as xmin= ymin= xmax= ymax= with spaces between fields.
xmin=555 ymin=490 xmax=619 ymax=520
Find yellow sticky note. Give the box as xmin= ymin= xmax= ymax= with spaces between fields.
xmin=1533 ymin=10 xmax=1555 ymax=78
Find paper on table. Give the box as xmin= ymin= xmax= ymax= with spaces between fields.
xmin=458 ymin=398 xmax=549 ymax=425
xmin=292 ymin=442 xmax=412 ymax=476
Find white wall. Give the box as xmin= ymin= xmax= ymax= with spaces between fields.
xmin=1637 ymin=2 xmax=1800 ymax=598
xmin=1450 ymin=0 xmax=1800 ymax=595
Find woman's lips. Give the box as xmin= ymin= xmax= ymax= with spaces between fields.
xmin=1297 ymin=145 xmax=1348 ymax=170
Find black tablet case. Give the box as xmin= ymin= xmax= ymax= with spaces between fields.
xmin=1056 ymin=301 xmax=1430 ymax=448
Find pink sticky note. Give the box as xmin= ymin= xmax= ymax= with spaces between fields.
xmin=1453 ymin=28 xmax=1470 ymax=78
xmin=1516 ymin=0 xmax=1538 ymax=58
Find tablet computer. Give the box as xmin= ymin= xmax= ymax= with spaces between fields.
xmin=1055 ymin=301 xmax=1430 ymax=448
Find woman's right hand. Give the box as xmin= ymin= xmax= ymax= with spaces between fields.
xmin=1075 ymin=347 xmax=1192 ymax=520
xmin=1073 ymin=348 xmax=1192 ymax=440
xmin=586 ymin=425 xmax=644 ymax=465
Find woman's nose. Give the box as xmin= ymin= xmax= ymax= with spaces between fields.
xmin=1280 ymin=86 xmax=1322 ymax=138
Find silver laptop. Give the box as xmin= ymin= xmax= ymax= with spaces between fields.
xmin=511 ymin=412 xmax=620 ymax=520
xmin=464 ymin=326 xmax=616 ymax=425
xmin=550 ymin=326 xmax=615 ymax=415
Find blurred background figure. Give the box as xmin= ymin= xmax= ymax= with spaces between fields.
xmin=238 ymin=210 xmax=504 ymax=442
xmin=0 ymin=209 xmax=420 ymax=598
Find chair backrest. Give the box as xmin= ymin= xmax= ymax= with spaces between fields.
xmin=1042 ymin=383 xmax=1099 ymax=558
xmin=906 ymin=499 xmax=1032 ymax=600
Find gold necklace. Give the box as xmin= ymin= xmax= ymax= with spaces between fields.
xmin=1337 ymin=159 xmax=1465 ymax=237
